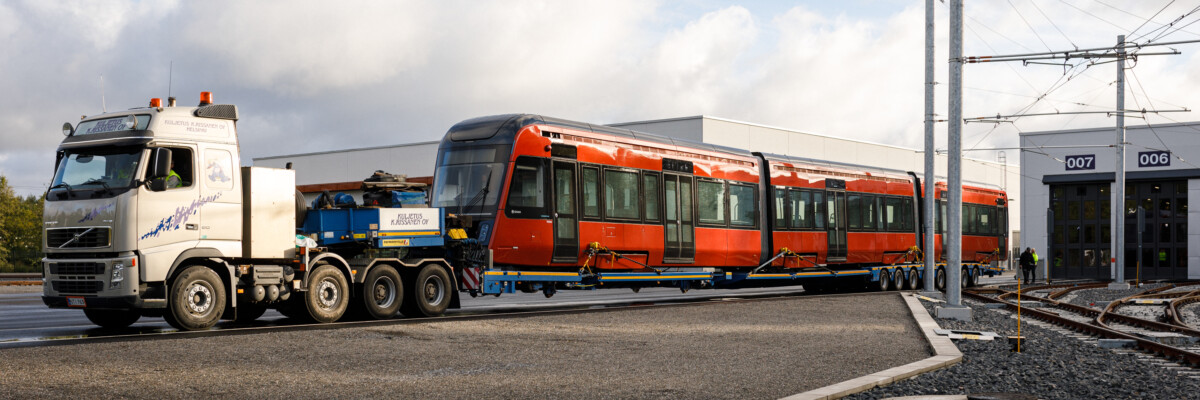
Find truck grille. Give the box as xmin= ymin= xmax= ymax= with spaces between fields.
xmin=49 ymin=262 xmax=105 ymax=275
xmin=47 ymin=227 xmax=111 ymax=248
xmin=51 ymin=280 xmax=104 ymax=294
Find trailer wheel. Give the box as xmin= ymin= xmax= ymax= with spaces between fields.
xmin=877 ymin=269 xmax=891 ymax=291
xmin=233 ymin=303 xmax=268 ymax=324
xmin=907 ymin=269 xmax=920 ymax=290
xmin=892 ymin=269 xmax=905 ymax=290
xmin=961 ymin=268 xmax=970 ymax=289
xmin=402 ymin=265 xmax=451 ymax=317
xmin=305 ymin=264 xmax=349 ymax=323
xmin=83 ymin=309 xmax=140 ymax=329
xmin=935 ymin=267 xmax=947 ymax=291
xmin=164 ymin=265 xmax=226 ymax=331
xmin=362 ymin=265 xmax=403 ymax=320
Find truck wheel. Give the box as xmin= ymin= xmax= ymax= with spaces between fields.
xmin=233 ymin=303 xmax=268 ymax=324
xmin=83 ymin=309 xmax=140 ymax=329
xmin=304 ymin=264 xmax=349 ymax=323
xmin=362 ymin=265 xmax=403 ymax=320
xmin=876 ymin=269 xmax=891 ymax=292
xmin=402 ymin=265 xmax=451 ymax=317
xmin=907 ymin=269 xmax=920 ymax=290
xmin=164 ymin=265 xmax=226 ymax=331
xmin=892 ymin=269 xmax=904 ymax=290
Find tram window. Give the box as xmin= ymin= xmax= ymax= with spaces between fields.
xmin=979 ymin=206 xmax=991 ymax=235
xmin=901 ymin=198 xmax=914 ymax=231
xmin=604 ymin=169 xmax=639 ymax=220
xmin=774 ymin=189 xmax=787 ymax=228
xmin=729 ymin=184 xmax=756 ymax=227
xmin=939 ymin=202 xmax=946 ymax=234
xmin=847 ymin=195 xmax=862 ymax=229
xmin=581 ymin=167 xmax=600 ymax=218
xmin=697 ymin=180 xmax=726 ymax=225
xmin=505 ymin=156 xmax=548 ymax=218
xmin=813 ymin=192 xmax=826 ymax=229
xmin=643 ymin=173 xmax=661 ymax=222
xmin=791 ymin=190 xmax=810 ymax=229
xmin=863 ymin=196 xmax=878 ymax=231
xmin=884 ymin=197 xmax=900 ymax=231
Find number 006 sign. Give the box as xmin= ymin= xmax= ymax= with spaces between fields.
xmin=1138 ymin=151 xmax=1171 ymax=168
xmin=1064 ymin=154 xmax=1095 ymax=171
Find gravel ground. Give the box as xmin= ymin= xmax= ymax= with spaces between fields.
xmin=845 ymin=298 xmax=1200 ymax=400
xmin=0 ymin=293 xmax=928 ymax=399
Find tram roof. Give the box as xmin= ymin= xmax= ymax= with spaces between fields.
xmin=446 ymin=114 xmax=755 ymax=160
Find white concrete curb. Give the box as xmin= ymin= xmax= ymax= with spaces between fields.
xmin=781 ymin=293 xmax=963 ymax=400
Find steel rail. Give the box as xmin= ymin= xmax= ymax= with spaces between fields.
xmin=0 ymin=288 xmax=894 ymax=350
xmin=1167 ymin=294 xmax=1200 ymax=328
xmin=964 ymin=291 xmax=1200 ymax=366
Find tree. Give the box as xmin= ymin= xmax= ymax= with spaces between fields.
xmin=0 ymin=176 xmax=43 ymax=272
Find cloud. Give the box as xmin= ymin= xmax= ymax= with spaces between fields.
xmin=2 ymin=0 xmax=1200 ymax=196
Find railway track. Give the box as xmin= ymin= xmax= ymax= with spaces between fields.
xmin=0 ymin=287 xmax=889 ymax=350
xmin=966 ymin=282 xmax=1200 ymax=372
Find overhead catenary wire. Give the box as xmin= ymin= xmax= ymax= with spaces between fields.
xmin=1126 ymin=0 xmax=1175 ymax=41
xmin=1009 ymin=0 xmax=1054 ymax=51
xmin=1030 ymin=0 xmax=1078 ymax=49
xmin=1094 ymin=0 xmax=1200 ymax=40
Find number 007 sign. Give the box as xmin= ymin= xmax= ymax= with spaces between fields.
xmin=1064 ymin=154 xmax=1095 ymax=171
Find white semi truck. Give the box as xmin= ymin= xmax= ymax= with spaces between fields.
xmin=42 ymin=93 xmax=462 ymax=330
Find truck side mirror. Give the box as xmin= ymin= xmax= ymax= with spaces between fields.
xmin=152 ymin=148 xmax=172 ymax=178
xmin=148 ymin=148 xmax=172 ymax=191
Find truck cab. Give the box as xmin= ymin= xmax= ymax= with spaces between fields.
xmin=43 ymin=94 xmax=250 ymax=329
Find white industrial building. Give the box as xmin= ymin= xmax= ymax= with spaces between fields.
xmin=1020 ymin=121 xmax=1200 ymax=281
xmin=255 ymin=115 xmax=1022 ymax=259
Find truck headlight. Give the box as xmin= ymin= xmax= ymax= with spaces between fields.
xmin=110 ymin=262 xmax=125 ymax=289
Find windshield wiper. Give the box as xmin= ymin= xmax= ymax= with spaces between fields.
xmin=81 ymin=179 xmax=112 ymax=194
xmin=458 ymin=170 xmax=493 ymax=216
xmin=49 ymin=182 xmax=74 ymax=198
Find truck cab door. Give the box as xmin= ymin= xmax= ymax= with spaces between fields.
xmin=136 ymin=146 xmax=202 ymax=282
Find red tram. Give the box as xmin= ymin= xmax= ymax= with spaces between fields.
xmin=433 ymin=114 xmax=1007 ymax=292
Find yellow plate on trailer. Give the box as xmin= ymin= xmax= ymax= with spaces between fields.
xmin=66 ymin=296 xmax=86 ymax=307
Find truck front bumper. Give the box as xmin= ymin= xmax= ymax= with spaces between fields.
xmin=41 ymin=253 xmax=143 ymax=310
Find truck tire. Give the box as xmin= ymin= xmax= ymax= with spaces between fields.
xmin=233 ymin=303 xmax=268 ymax=324
xmin=164 ymin=265 xmax=226 ymax=331
xmin=304 ymin=264 xmax=349 ymax=323
xmin=876 ymin=269 xmax=891 ymax=292
xmin=935 ymin=267 xmax=947 ymax=291
xmin=362 ymin=265 xmax=403 ymax=320
xmin=83 ymin=308 xmax=140 ymax=329
xmin=907 ymin=268 xmax=920 ymax=290
xmin=402 ymin=265 xmax=451 ymax=317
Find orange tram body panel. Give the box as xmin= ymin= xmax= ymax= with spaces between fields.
xmin=432 ymin=115 xmax=1008 ymax=294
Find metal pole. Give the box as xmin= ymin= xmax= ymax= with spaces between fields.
xmin=1111 ymin=35 xmax=1130 ymax=290
xmin=922 ymin=0 xmax=938 ymax=295
xmin=945 ymin=0 xmax=965 ymax=312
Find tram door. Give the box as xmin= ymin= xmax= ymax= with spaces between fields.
xmin=663 ymin=173 xmax=695 ymax=262
xmin=826 ymin=184 xmax=848 ymax=262
xmin=551 ymin=160 xmax=579 ymax=263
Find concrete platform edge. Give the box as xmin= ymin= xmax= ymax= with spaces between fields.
xmin=781 ymin=293 xmax=962 ymax=400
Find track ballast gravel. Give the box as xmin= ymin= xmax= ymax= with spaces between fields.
xmin=845 ymin=297 xmax=1200 ymax=400
xmin=0 ymin=292 xmax=927 ymax=399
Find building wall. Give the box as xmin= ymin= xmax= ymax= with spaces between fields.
xmin=254 ymin=142 xmax=439 ymax=185
xmin=1020 ymin=122 xmax=1200 ymax=279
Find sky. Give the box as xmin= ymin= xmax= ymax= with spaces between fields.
xmin=2 ymin=0 xmax=1199 ymax=196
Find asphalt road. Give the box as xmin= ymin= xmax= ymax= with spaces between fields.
xmin=0 ymin=285 xmax=812 ymax=345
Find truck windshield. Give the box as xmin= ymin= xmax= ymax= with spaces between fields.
xmin=50 ymin=147 xmax=144 ymax=195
